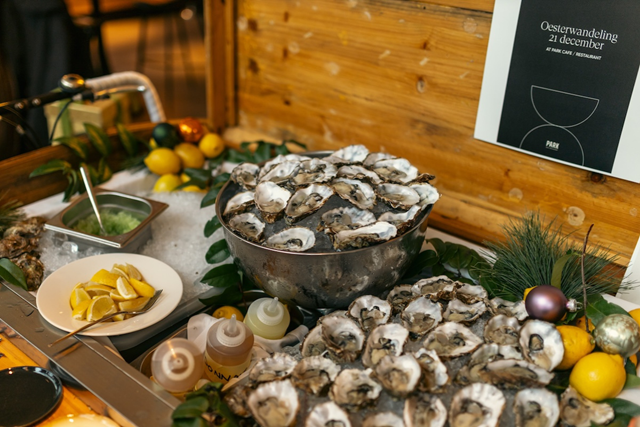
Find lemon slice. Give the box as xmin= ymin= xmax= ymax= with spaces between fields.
xmin=112 ymin=314 xmax=127 ymax=322
xmin=109 ymin=289 xmax=126 ymax=302
xmin=129 ymin=277 xmax=155 ymax=298
xmin=71 ymin=300 xmax=92 ymax=320
xmin=118 ymin=297 xmax=150 ymax=313
xmin=85 ymin=284 xmax=112 ymax=298
xmin=86 ymin=295 xmax=117 ymax=322
xmin=116 ymin=277 xmax=138 ymax=300
xmin=125 ymin=263 xmax=143 ymax=281
xmin=110 ymin=266 xmax=129 ymax=279
xmin=70 ymin=287 xmax=91 ymax=309
xmin=90 ymin=269 xmax=120 ymax=288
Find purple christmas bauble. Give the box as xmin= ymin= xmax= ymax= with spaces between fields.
xmin=525 ymin=284 xmax=570 ymax=323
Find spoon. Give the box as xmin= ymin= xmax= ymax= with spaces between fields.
xmin=79 ymin=164 xmax=106 ymax=236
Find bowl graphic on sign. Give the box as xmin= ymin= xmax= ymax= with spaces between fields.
xmin=520 ymin=85 xmax=600 ymax=166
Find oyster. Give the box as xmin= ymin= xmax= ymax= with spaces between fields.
xmin=478 ymin=359 xmax=554 ymax=388
xmin=320 ymin=315 xmax=366 ymax=362
xmin=362 ymin=323 xmax=409 ymax=368
xmin=285 ymin=184 xmax=334 ymax=223
xmin=373 ymin=354 xmax=422 ymax=397
xmin=411 ymin=276 xmax=457 ymax=301
xmin=409 ymin=182 xmax=440 ymax=208
xmin=224 ymin=383 xmax=251 ymax=418
xmin=483 ymin=314 xmax=521 ymax=346
xmin=443 ymin=299 xmax=487 ymax=325
xmin=292 ymin=159 xmax=338 ymax=186
xmin=519 ymin=319 xmax=564 ymax=371
xmin=412 ymin=348 xmax=449 ymax=393
xmin=401 ymin=296 xmax=443 ymax=336
xmin=559 ymin=386 xmax=614 ymax=427
xmin=230 ymin=162 xmax=260 ymax=189
xmin=456 ymin=343 xmax=523 ymax=385
xmin=363 ymin=152 xmax=396 ymax=168
xmin=265 ymin=227 xmax=316 ymax=252
xmin=249 ymin=353 xmax=298 ymax=384
xmin=372 ymin=158 xmax=420 ymax=184
xmin=489 ymin=297 xmax=528 ymax=321
xmin=332 ymin=178 xmax=376 ymax=210
xmin=378 ymin=205 xmax=421 ymax=234
xmin=329 ymin=368 xmax=382 ymax=411
xmin=324 ymin=144 xmax=370 ymax=165
xmin=305 ymin=401 xmax=351 ymax=427
xmin=228 ymin=213 xmax=265 ymax=243
xmin=332 ymin=222 xmax=397 ymax=251
xmin=337 ymin=165 xmax=382 ymax=185
xmin=423 ymin=322 xmax=483 ymax=359
xmin=455 ymin=283 xmax=488 ymax=305
xmin=301 ymin=325 xmax=327 ymax=358
xmin=292 ymin=355 xmax=341 ymax=395
xmin=223 ymin=191 xmax=255 ymax=217
xmin=347 ymin=295 xmax=392 ymax=333
xmin=247 ymin=379 xmax=299 ymax=427
xmin=404 ymin=394 xmax=447 ymax=427
xmin=259 ymin=161 xmax=301 ymax=184
xmin=254 ymin=182 xmax=292 ymax=223
xmin=514 ymin=388 xmax=560 ymax=427
xmin=362 ymin=412 xmax=404 ymax=427
xmin=386 ymin=284 xmax=417 ymax=314
xmin=449 ymin=383 xmax=506 ymax=427
xmin=376 ymin=183 xmax=420 ymax=210
xmin=318 ymin=207 xmax=376 ymax=234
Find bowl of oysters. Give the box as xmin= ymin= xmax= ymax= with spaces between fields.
xmin=215 ymin=145 xmax=440 ymax=309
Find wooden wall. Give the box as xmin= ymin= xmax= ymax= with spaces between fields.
xmin=204 ymin=0 xmax=640 ymax=264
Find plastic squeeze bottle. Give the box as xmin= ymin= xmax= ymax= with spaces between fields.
xmin=151 ymin=338 xmax=204 ymax=394
xmin=204 ymin=314 xmax=254 ymax=384
xmin=244 ymin=297 xmax=291 ymax=340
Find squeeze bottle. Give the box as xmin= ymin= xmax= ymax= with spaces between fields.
xmin=151 ymin=338 xmax=204 ymax=394
xmin=244 ymin=297 xmax=290 ymax=340
xmin=204 ymin=314 xmax=254 ymax=384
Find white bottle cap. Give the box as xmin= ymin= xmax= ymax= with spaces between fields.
xmin=151 ymin=338 xmax=204 ymax=393
xmin=216 ymin=314 xmax=246 ymax=347
xmin=256 ymin=297 xmax=285 ymax=326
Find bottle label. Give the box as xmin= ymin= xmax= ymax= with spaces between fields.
xmin=204 ymin=354 xmax=251 ymax=384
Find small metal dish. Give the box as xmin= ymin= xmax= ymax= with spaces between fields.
xmin=45 ymin=188 xmax=168 ymax=252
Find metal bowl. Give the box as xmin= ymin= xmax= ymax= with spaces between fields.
xmin=215 ymin=152 xmax=432 ymax=310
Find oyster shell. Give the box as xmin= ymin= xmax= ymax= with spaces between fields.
xmin=373 ymin=354 xmax=422 ymax=397
xmin=265 ymin=227 xmax=316 ymax=252
xmin=224 ymin=383 xmax=251 ymax=418
xmin=372 ymin=158 xmax=419 ymax=184
xmin=320 ymin=316 xmax=366 ymax=362
xmin=259 ymin=161 xmax=301 ymax=184
xmin=363 ymin=152 xmax=396 ymax=168
xmin=456 ymin=343 xmax=523 ymax=385
xmin=449 ymin=383 xmax=506 ymax=427
xmin=324 ymin=144 xmax=370 ymax=165
xmin=223 ymin=191 xmax=255 ymax=217
xmin=332 ymin=222 xmax=397 ymax=251
xmin=259 ymin=154 xmax=311 ymax=181
xmin=329 ymin=368 xmax=382 ymax=411
xmin=514 ymin=388 xmax=560 ymax=427
xmin=455 ymin=283 xmax=488 ymax=305
xmin=249 ymin=353 xmax=298 ymax=384
xmin=401 ymin=296 xmax=443 ymax=336
xmin=347 ymin=295 xmax=392 ymax=333
xmin=292 ymin=159 xmax=338 ymax=186
xmin=423 ymin=322 xmax=483 ymax=359
xmin=411 ymin=276 xmax=457 ymax=301
xmin=409 ymin=182 xmax=440 ymax=208
xmin=230 ymin=162 xmax=260 ymax=189
xmin=254 ymin=182 xmax=292 ymax=223
xmin=376 ymin=183 xmax=420 ymax=210
xmin=292 ymin=355 xmax=341 ymax=395
xmin=519 ymin=319 xmax=564 ymax=371
xmin=318 ymin=207 xmax=376 ymax=234
xmin=378 ymin=205 xmax=421 ymax=234
xmin=285 ymin=184 xmax=334 ymax=223
xmin=412 ymin=348 xmax=449 ymax=393
xmin=362 ymin=323 xmax=409 ymax=368
xmin=386 ymin=284 xmax=417 ymax=314
xmin=305 ymin=401 xmax=352 ymax=427
xmin=478 ymin=359 xmax=554 ymax=388
xmin=483 ymin=314 xmax=521 ymax=346
xmin=489 ymin=297 xmax=528 ymax=321
xmin=559 ymin=386 xmax=614 ymax=427
xmin=337 ymin=165 xmax=382 ymax=185
xmin=301 ymin=325 xmax=327 ymax=358
xmin=362 ymin=412 xmax=404 ymax=427
xmin=404 ymin=394 xmax=447 ymax=427
xmin=228 ymin=212 xmax=265 ymax=243
xmin=247 ymin=379 xmax=300 ymax=427
xmin=443 ymin=299 xmax=487 ymax=325
xmin=332 ymin=178 xmax=376 ymax=210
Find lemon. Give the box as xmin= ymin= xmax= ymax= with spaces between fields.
xmin=629 ymin=308 xmax=640 ymax=327
xmin=86 ymin=295 xmax=118 ymax=322
xmin=119 ymin=297 xmax=150 ymax=313
xmin=569 ymin=352 xmax=626 ymax=401
xmin=174 ymin=142 xmax=205 ymax=169
xmin=129 ymin=277 xmax=155 ymax=298
xmin=125 ymin=263 xmax=143 ymax=281
xmin=213 ymin=306 xmax=244 ymax=321
xmin=631 ymin=354 xmax=638 ymax=368
xmin=555 ymin=325 xmax=595 ymax=370
xmin=153 ymin=174 xmax=183 ymax=192
xmin=116 ymin=277 xmax=138 ymax=300
xmin=198 ymin=133 xmax=225 ymax=158
xmin=84 ymin=284 xmax=113 ymax=298
xmin=109 ymin=290 xmax=126 ymax=302
xmin=90 ymin=269 xmax=120 ymax=288
xmin=144 ymin=148 xmax=181 ymax=175
xmin=149 ymin=138 xmax=159 ymax=150
xmin=523 ymin=286 xmax=536 ymax=300
xmin=70 ymin=286 xmax=91 ymax=309
xmin=179 ymin=172 xmax=207 ymax=192
xmin=72 ymin=300 xmax=92 ymax=320
xmin=575 ymin=316 xmax=596 ymax=332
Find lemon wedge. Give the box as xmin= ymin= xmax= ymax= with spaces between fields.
xmin=71 ymin=300 xmax=92 ymax=320
xmin=109 ymin=289 xmax=126 ymax=302
xmin=84 ymin=283 xmax=112 ymax=298
xmin=129 ymin=277 xmax=155 ymax=298
xmin=125 ymin=263 xmax=143 ymax=281
xmin=90 ymin=269 xmax=120 ymax=288
xmin=118 ymin=297 xmax=150 ymax=313
xmin=86 ymin=295 xmax=117 ymax=322
xmin=116 ymin=277 xmax=138 ymax=300
xmin=70 ymin=286 xmax=91 ymax=309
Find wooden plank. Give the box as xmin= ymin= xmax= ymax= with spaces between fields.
xmin=206 ymin=0 xmax=230 ymax=133
xmin=225 ymin=0 xmax=640 ymax=264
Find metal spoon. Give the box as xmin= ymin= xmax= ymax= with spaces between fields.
xmin=79 ymin=164 xmax=106 ymax=235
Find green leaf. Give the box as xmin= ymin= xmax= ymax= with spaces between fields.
xmin=274 ymin=144 xmax=290 ymax=155
xmin=63 ymin=171 xmax=80 ymax=202
xmin=601 ymin=398 xmax=640 ymax=418
xmin=206 ymin=240 xmax=231 ymax=264
xmin=0 ymin=258 xmax=27 ymax=290
xmin=226 ymin=149 xmax=250 ymax=163
xmin=551 ymin=253 xmax=578 ymax=289
xmin=604 ymin=414 xmax=633 ymax=427
xmin=404 ymin=250 xmax=439 ymax=278
xmin=441 ymin=242 xmax=460 ymax=266
xmin=586 ymin=294 xmax=632 ymax=327
xmin=29 ymin=159 xmax=72 ymax=178
xmin=171 ymin=396 xmax=209 ymax=419
xmin=55 ymin=136 xmax=90 ymax=160
xmin=184 ymin=168 xmax=212 ymax=184
xmin=84 ymin=123 xmax=112 ymax=157
xmin=626 ymin=359 xmax=637 ymax=375
xmin=201 ymin=187 xmax=221 ymax=208
xmin=625 ymin=373 xmax=640 ymax=390
xmin=212 ymin=173 xmax=231 ymax=186
xmin=253 ymin=142 xmax=272 ymax=163
xmin=201 ymin=264 xmax=241 ymax=288
xmin=283 ymin=139 xmax=307 ymax=150
xmin=97 ymin=158 xmax=113 ymax=184
xmin=199 ymin=284 xmax=243 ymax=307
xmin=428 ymin=238 xmax=446 ymax=258
xmin=204 ymin=217 xmax=222 ymax=238
xmin=116 ymin=123 xmax=139 ymax=157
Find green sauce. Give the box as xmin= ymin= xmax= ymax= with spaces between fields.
xmin=73 ymin=209 xmax=143 ymax=236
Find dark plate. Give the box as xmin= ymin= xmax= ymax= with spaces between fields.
xmin=0 ymin=366 xmax=63 ymax=427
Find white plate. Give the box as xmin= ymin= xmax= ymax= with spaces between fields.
xmin=36 ymin=253 xmax=183 ymax=336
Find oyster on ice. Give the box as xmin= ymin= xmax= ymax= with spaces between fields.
xmin=347 ymin=295 xmax=392 ymax=332
xmin=324 ymin=144 xmax=370 ymax=164
xmin=301 ymin=325 xmax=328 ymax=358
xmin=483 ymin=314 xmax=521 ymax=346
xmin=329 ymin=368 xmax=382 ymax=411
xmin=362 ymin=323 xmax=409 ymax=368
xmin=321 ymin=315 xmax=366 ymax=362
xmin=332 ymin=178 xmax=376 ymax=210
xmin=332 ymin=221 xmax=397 ymax=251
xmin=249 ymin=353 xmax=298 ymax=384
xmin=362 ymin=412 xmax=405 ymax=427
xmin=401 ymin=296 xmax=443 ymax=336
xmin=228 ymin=212 xmax=265 ymax=243
xmin=455 ymin=283 xmax=488 ymax=305
xmin=378 ymin=205 xmax=421 ymax=234
xmin=514 ymin=388 xmax=560 ymax=427
xmin=337 ymin=165 xmax=383 ymax=185
xmin=230 ymin=163 xmax=260 ymax=189
xmin=387 ymin=284 xmax=417 ymax=314
xmin=318 ymin=207 xmax=376 ymax=234
xmin=559 ymin=386 xmax=614 ymax=427
xmin=259 ymin=154 xmax=310 ymax=181
xmin=411 ymin=276 xmax=457 ymax=301
xmin=423 ymin=322 xmax=483 ymax=359
xmin=292 ymin=158 xmax=338 ymax=186
xmin=265 ymin=227 xmax=316 ymax=252
xmin=519 ymin=319 xmax=564 ymax=371
xmin=478 ymin=359 xmax=554 ymax=388
xmin=410 ymin=182 xmax=440 ymax=208
xmin=372 ymin=354 xmax=422 ymax=397
xmin=292 ymin=355 xmax=341 ymax=395
xmin=259 ymin=161 xmax=301 ymax=184
xmin=404 ymin=394 xmax=447 ymax=427
xmin=376 ymin=183 xmax=420 ymax=210
xmin=305 ymin=401 xmax=352 ymax=427
xmin=443 ymin=299 xmax=487 ymax=325
xmin=372 ymin=158 xmax=419 ymax=184
xmin=449 ymin=383 xmax=506 ymax=427
xmin=363 ymin=152 xmax=396 ymax=168
xmin=247 ymin=379 xmax=300 ymax=427
xmin=412 ymin=348 xmax=449 ymax=393
xmin=285 ymin=184 xmax=334 ymax=223
xmin=223 ymin=191 xmax=255 ymax=217
xmin=456 ymin=343 xmax=523 ymax=385
xmin=254 ymin=182 xmax=292 ymax=223
xmin=489 ymin=297 xmax=529 ymax=321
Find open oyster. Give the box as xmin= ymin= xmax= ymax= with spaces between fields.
xmin=347 ymin=295 xmax=392 ymax=333
xmin=332 ymin=178 xmax=376 ymax=210
xmin=329 ymin=368 xmax=382 ymax=411
xmin=519 ymin=319 xmax=564 ymax=371
xmin=362 ymin=412 xmax=404 ymax=427
xmin=483 ymin=314 xmax=521 ymax=346
xmin=223 ymin=191 xmax=255 ymax=217
xmin=372 ymin=158 xmax=419 ymax=184
xmin=378 ymin=205 xmax=421 ymax=234
xmin=489 ymin=297 xmax=528 ymax=321
xmin=362 ymin=323 xmax=409 ymax=368
xmin=514 ymin=388 xmax=560 ymax=427
xmin=324 ymin=144 xmax=369 ymax=165
xmin=285 ymin=184 xmax=334 ymax=223
xmin=254 ymin=182 xmax=292 ymax=223
xmin=247 ymin=379 xmax=300 ymax=427
xmin=409 ymin=182 xmax=440 ymax=208
xmin=404 ymin=394 xmax=447 ymax=427
xmin=387 ymin=284 xmax=417 ymax=314
xmin=401 ymin=296 xmax=442 ymax=336
xmin=456 ymin=343 xmax=523 ymax=385
xmin=412 ymin=348 xmax=449 ymax=393
xmin=228 ymin=212 xmax=265 ymax=243
xmin=423 ymin=322 xmax=483 ymax=359
xmin=373 ymin=354 xmax=422 ymax=397
xmin=318 ymin=207 xmax=376 ymax=234
xmin=265 ymin=227 xmax=316 ymax=252
xmin=559 ymin=386 xmax=614 ymax=427
xmin=292 ymin=355 xmax=341 ymax=395
xmin=332 ymin=222 xmax=397 ymax=251
xmin=449 ymin=383 xmax=505 ymax=427
xmin=301 ymin=325 xmax=327 ymax=358
xmin=259 ymin=161 xmax=301 ymax=185
xmin=376 ymin=183 xmax=420 ymax=210
xmin=455 ymin=283 xmax=488 ymax=305
xmin=478 ymin=359 xmax=554 ymax=388
xmin=224 ymin=382 xmax=251 ymax=418
xmin=249 ymin=353 xmax=298 ymax=384
xmin=321 ymin=316 xmax=366 ymax=362
xmin=443 ymin=299 xmax=487 ymax=325
xmin=363 ymin=152 xmax=396 ymax=168
xmin=305 ymin=401 xmax=351 ymax=427
xmin=259 ymin=154 xmax=311 ymax=181
xmin=411 ymin=276 xmax=457 ymax=301
xmin=230 ymin=163 xmax=260 ymax=189
xmin=337 ymin=165 xmax=382 ymax=185
xmin=293 ymin=159 xmax=337 ymax=186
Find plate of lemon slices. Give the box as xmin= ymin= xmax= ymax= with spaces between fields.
xmin=37 ymin=253 xmax=183 ymax=336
